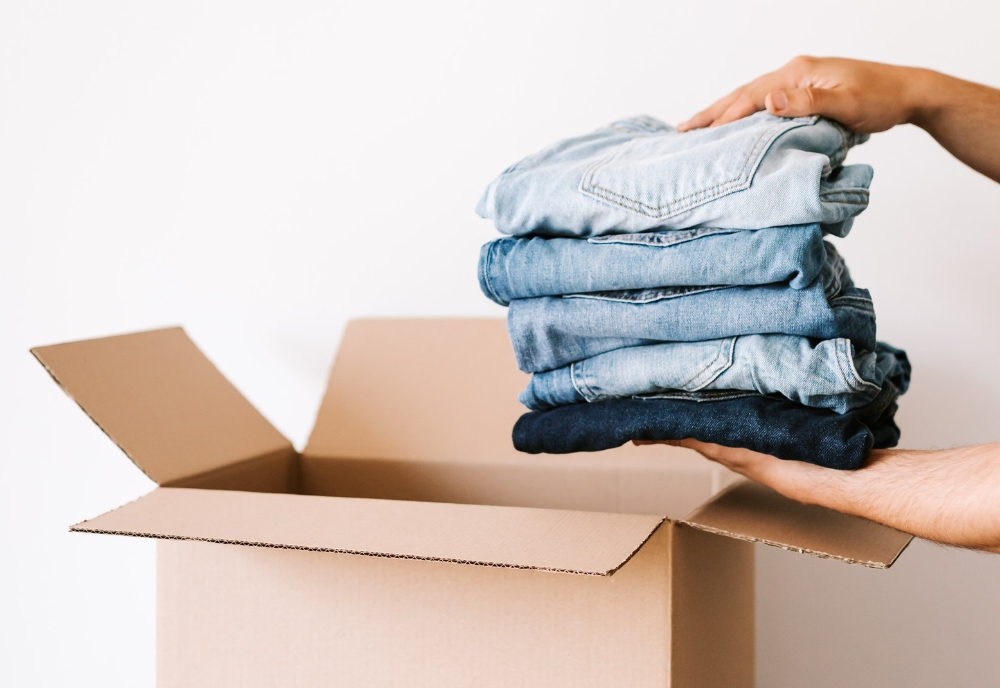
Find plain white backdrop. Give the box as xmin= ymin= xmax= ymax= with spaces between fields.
xmin=3 ymin=1 xmax=1000 ymax=685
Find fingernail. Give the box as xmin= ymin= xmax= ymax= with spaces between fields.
xmin=770 ymin=91 xmax=788 ymax=111
xmin=676 ymin=121 xmax=690 ymax=132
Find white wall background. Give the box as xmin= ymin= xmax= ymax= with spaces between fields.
xmin=2 ymin=1 xmax=999 ymax=685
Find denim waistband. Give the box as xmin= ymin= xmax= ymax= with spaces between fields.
xmin=479 ymin=224 xmax=837 ymax=306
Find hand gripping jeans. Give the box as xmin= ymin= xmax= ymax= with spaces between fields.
xmin=521 ymin=337 xmax=909 ymax=415
xmin=512 ymin=382 xmax=902 ymax=470
xmin=477 ymin=112 xmax=872 ymax=238
xmin=479 ymin=224 xmax=831 ymax=306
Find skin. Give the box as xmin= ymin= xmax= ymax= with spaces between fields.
xmin=639 ymin=57 xmax=1000 ymax=552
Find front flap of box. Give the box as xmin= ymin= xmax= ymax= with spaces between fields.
xmin=32 ymin=327 xmax=293 ymax=486
xmin=305 ymin=318 xmax=529 ymax=463
xmin=681 ymin=480 xmax=912 ymax=568
xmin=73 ymin=487 xmax=665 ymax=575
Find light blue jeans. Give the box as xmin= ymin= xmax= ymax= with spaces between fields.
xmin=520 ymin=336 xmax=908 ymax=414
xmin=477 ymin=112 xmax=871 ymax=238
xmin=479 ymin=224 xmax=830 ymax=306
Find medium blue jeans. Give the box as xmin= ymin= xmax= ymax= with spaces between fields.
xmin=479 ymin=224 xmax=831 ymax=306
xmin=507 ymin=261 xmax=876 ymax=373
xmin=521 ymin=337 xmax=908 ymax=414
xmin=477 ymin=112 xmax=872 ymax=238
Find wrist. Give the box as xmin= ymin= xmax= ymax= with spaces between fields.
xmin=904 ymin=67 xmax=956 ymax=130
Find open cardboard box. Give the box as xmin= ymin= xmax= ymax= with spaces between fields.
xmin=32 ymin=319 xmax=912 ymax=687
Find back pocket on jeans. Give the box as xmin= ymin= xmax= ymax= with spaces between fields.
xmin=580 ymin=115 xmax=814 ymax=219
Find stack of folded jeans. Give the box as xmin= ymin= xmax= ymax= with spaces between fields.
xmin=476 ymin=112 xmax=910 ymax=470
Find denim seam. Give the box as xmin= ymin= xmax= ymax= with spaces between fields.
xmin=587 ymin=226 xmax=738 ymax=247
xmin=563 ymin=285 xmax=733 ymax=304
xmin=687 ymin=337 xmax=738 ymax=391
xmin=819 ymin=189 xmax=869 ymax=197
xmin=479 ymin=240 xmax=506 ymax=305
xmin=829 ymin=120 xmax=850 ymax=168
xmin=835 ymin=339 xmax=881 ymax=394
xmin=570 ymin=362 xmax=598 ymax=402
xmin=579 ymin=118 xmax=810 ymax=217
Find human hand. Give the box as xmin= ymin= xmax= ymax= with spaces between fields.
xmin=676 ymin=56 xmax=924 ymax=134
xmin=633 ymin=437 xmax=846 ymax=508
xmin=634 ymin=438 xmax=1000 ymax=553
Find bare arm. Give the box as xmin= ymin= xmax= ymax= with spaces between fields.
xmin=678 ymin=56 xmax=1000 ymax=183
xmin=638 ymin=439 xmax=1000 ymax=552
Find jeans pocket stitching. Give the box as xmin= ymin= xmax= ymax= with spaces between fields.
xmin=579 ymin=118 xmax=810 ymax=219
xmin=685 ymin=337 xmax=738 ymax=391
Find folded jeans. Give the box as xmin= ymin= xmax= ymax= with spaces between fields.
xmin=521 ymin=338 xmax=909 ymax=415
xmin=479 ymin=224 xmax=832 ymax=306
xmin=507 ymin=273 xmax=876 ymax=373
xmin=512 ymin=382 xmax=902 ymax=470
xmin=477 ymin=112 xmax=872 ymax=238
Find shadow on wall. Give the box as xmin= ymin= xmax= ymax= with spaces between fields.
xmin=894 ymin=362 xmax=1000 ymax=450
xmin=756 ymin=537 xmax=1000 ymax=688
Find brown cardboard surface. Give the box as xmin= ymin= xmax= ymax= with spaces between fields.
xmin=300 ymin=448 xmax=733 ymax=520
xmin=670 ymin=524 xmax=754 ymax=687
xmin=31 ymin=327 xmax=292 ymax=486
xmin=157 ymin=530 xmax=675 ymax=687
xmin=305 ymin=318 xmax=529 ymax=463
xmin=73 ymin=487 xmax=665 ymax=575
xmin=682 ymin=480 xmax=913 ymax=568
xmin=299 ymin=316 xmax=740 ymax=520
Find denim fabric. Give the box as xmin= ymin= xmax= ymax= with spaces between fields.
xmin=521 ymin=337 xmax=909 ymax=414
xmin=479 ymin=224 xmax=831 ymax=306
xmin=477 ymin=112 xmax=872 ymax=239
xmin=512 ymin=382 xmax=901 ymax=470
xmin=507 ymin=255 xmax=875 ymax=373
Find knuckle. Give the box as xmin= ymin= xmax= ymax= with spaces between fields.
xmin=803 ymin=87 xmax=821 ymax=109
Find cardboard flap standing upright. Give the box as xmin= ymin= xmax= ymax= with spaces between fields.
xmin=32 ymin=320 xmax=913 ymax=687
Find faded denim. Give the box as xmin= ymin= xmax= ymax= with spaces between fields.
xmin=512 ymin=382 xmax=902 ymax=470
xmin=508 ymin=250 xmax=874 ymax=372
xmin=479 ymin=224 xmax=831 ymax=306
xmin=477 ymin=112 xmax=872 ymax=238
xmin=521 ymin=337 xmax=909 ymax=414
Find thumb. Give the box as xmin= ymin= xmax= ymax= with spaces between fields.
xmin=765 ymin=87 xmax=844 ymax=120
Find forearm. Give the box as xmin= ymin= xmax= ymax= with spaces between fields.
xmin=804 ymin=443 xmax=1000 ymax=552
xmin=906 ymin=69 xmax=1000 ymax=183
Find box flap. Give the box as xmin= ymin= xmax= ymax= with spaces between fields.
xmin=73 ymin=487 xmax=665 ymax=576
xmin=32 ymin=328 xmax=292 ymax=486
xmin=680 ymin=480 xmax=912 ymax=568
xmin=305 ymin=318 xmax=529 ymax=463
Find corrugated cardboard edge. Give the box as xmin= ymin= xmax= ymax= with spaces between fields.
xmin=71 ymin=518 xmax=668 ymax=577
xmin=677 ymin=521 xmax=911 ymax=569
xmin=680 ymin=481 xmax=914 ymax=569
xmin=69 ymin=492 xmax=668 ymax=577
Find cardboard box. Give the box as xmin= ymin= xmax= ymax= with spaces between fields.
xmin=32 ymin=319 xmax=913 ymax=687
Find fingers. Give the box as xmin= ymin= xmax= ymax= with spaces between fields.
xmin=632 ymin=436 xmax=849 ymax=509
xmin=676 ymin=93 xmax=740 ymax=132
xmin=765 ymin=86 xmax=855 ymax=124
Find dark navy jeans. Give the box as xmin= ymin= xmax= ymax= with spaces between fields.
xmin=512 ymin=383 xmax=902 ymax=470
